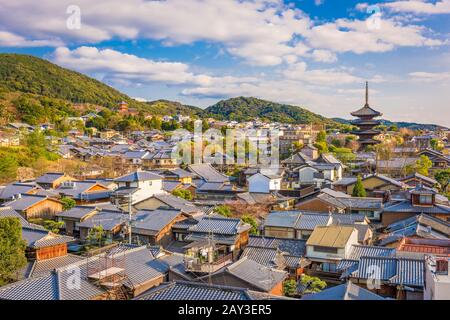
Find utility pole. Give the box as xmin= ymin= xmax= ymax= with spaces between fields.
xmin=128 ymin=193 xmax=133 ymax=245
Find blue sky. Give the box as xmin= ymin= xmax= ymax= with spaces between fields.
xmin=0 ymin=0 xmax=449 ymax=126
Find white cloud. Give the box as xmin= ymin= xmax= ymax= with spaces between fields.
xmin=305 ymin=16 xmax=443 ymax=54
xmin=0 ymin=0 xmax=444 ymax=65
xmin=409 ymin=71 xmax=450 ymax=82
xmin=311 ymin=49 xmax=338 ymax=63
xmin=282 ymin=62 xmax=362 ymax=85
xmin=0 ymin=31 xmax=63 ymax=47
xmin=383 ymin=0 xmax=450 ymax=14
xmin=52 ymin=46 xmax=257 ymax=88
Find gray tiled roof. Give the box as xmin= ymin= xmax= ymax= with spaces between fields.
xmin=161 ymin=168 xmax=194 ymax=179
xmin=0 ymin=264 xmax=104 ymax=300
xmin=379 ymin=214 xmax=450 ymax=246
xmin=134 ymin=281 xmax=252 ymax=300
xmin=3 ymin=194 xmax=56 ymax=211
xmin=241 ymin=247 xmax=301 ymax=269
xmin=302 ymin=281 xmax=384 ymax=300
xmin=335 ymin=197 xmax=383 ymax=210
xmin=188 ymin=215 xmax=243 ymax=235
xmin=152 ymin=193 xmax=200 ymax=214
xmin=132 ymin=209 xmax=182 ymax=235
xmin=36 ymin=173 xmax=65 ymax=184
xmin=28 ymin=254 xmax=85 ymax=278
xmin=56 ymin=206 xmax=97 ymax=220
xmin=354 ymin=257 xmax=397 ymax=281
xmin=162 ymin=180 xmax=182 ymax=192
xmin=187 ymin=164 xmax=229 ymax=183
xmin=349 ymin=256 xmax=425 ymax=287
xmin=264 ymin=211 xmax=302 ymax=228
xmin=0 ymin=183 xmax=38 ymax=200
xmin=56 ymin=181 xmax=111 ymax=199
xmin=296 ymin=212 xmax=331 ymax=230
xmin=0 ymin=245 xmax=171 ymax=300
xmin=248 ymin=236 xmax=306 ymax=257
xmin=22 ymin=227 xmax=74 ymax=248
xmin=0 ymin=206 xmax=31 ymax=227
xmin=331 ymin=213 xmax=367 ymax=225
xmin=77 ymin=210 xmax=126 ymax=231
xmin=347 ymin=245 xmax=396 ymax=260
xmin=114 ymin=171 xmax=163 ymax=182
xmin=225 ymin=258 xmax=287 ymax=292
xmin=391 ymin=259 xmax=424 ymax=287
xmin=384 ymin=200 xmax=450 ymax=215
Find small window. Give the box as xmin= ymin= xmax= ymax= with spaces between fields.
xmin=321 ymin=262 xmax=337 ymax=272
xmin=419 ymin=195 xmax=433 ymax=204
xmin=314 ymin=246 xmax=338 ymax=254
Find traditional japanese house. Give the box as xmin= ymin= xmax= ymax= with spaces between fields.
xmin=36 ymin=172 xmax=74 ymax=190
xmin=382 ymin=186 xmax=450 ymax=226
xmin=3 ymin=194 xmax=63 ymax=220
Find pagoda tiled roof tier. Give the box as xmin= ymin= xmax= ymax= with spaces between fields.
xmin=351 ymin=130 xmax=381 ymax=135
xmin=352 ymin=119 xmax=381 ymax=126
xmin=351 ymin=104 xmax=382 ymax=118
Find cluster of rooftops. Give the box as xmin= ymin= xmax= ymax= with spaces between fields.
xmin=0 ymin=152 xmax=448 ymax=300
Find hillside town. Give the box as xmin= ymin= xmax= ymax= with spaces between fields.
xmin=0 ymin=84 xmax=449 ymax=301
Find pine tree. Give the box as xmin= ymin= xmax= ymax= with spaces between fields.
xmin=352 ymin=175 xmax=367 ymax=197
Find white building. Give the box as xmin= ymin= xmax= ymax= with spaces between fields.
xmin=424 ymin=255 xmax=450 ymax=300
xmin=112 ymin=170 xmax=166 ymax=205
xmin=247 ymin=172 xmax=282 ymax=193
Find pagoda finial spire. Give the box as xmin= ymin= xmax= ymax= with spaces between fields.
xmin=365 ymin=81 xmax=369 ymax=106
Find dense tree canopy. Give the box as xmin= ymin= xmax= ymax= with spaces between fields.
xmin=0 ymin=217 xmax=27 ymax=285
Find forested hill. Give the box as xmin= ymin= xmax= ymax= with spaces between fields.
xmin=145 ymin=99 xmax=204 ymax=116
xmin=0 ymin=54 xmax=202 ymax=123
xmin=204 ymin=96 xmax=338 ymax=125
xmin=0 ymin=53 xmax=146 ymax=110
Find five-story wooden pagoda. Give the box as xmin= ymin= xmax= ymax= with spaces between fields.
xmin=351 ymin=82 xmax=382 ymax=150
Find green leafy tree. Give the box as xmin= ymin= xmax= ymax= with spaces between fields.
xmin=0 ymin=153 xmax=18 ymax=181
xmin=87 ymin=225 xmax=106 ymax=247
xmin=215 ymin=205 xmax=232 ymax=217
xmin=416 ymin=155 xmax=433 ymax=177
xmin=430 ymin=139 xmax=442 ymax=151
xmin=316 ymin=130 xmax=327 ymax=143
xmin=331 ymin=138 xmax=342 ymax=148
xmin=313 ymin=141 xmax=328 ymax=154
xmin=43 ymin=220 xmax=64 ymax=234
xmin=352 ymin=175 xmax=367 ymax=197
xmin=300 ymin=274 xmax=327 ymax=294
xmin=149 ymin=117 xmax=162 ymax=130
xmin=292 ymin=141 xmax=304 ymax=153
xmin=86 ymin=116 xmax=107 ymax=131
xmin=172 ymin=189 xmax=193 ymax=201
xmin=241 ymin=215 xmax=259 ymax=235
xmin=0 ymin=217 xmax=27 ymax=285
xmin=283 ymin=279 xmax=298 ymax=297
xmin=60 ymin=197 xmax=76 ymax=210
xmin=435 ymin=169 xmax=450 ymax=192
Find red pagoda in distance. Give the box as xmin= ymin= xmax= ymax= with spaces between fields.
xmin=351 ymin=81 xmax=382 ymax=150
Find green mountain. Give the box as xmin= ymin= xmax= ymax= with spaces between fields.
xmin=145 ymin=99 xmax=204 ymax=117
xmin=204 ymin=96 xmax=338 ymax=125
xmin=0 ymin=54 xmax=200 ymax=123
xmin=333 ymin=118 xmax=448 ymax=131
